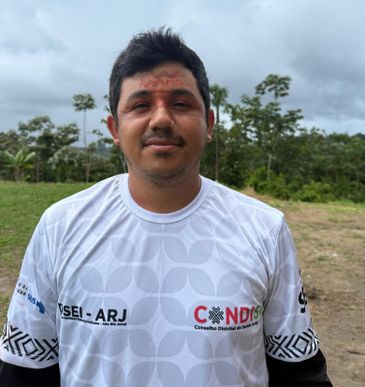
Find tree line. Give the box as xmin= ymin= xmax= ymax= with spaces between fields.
xmin=1 ymin=75 xmax=364 ymax=202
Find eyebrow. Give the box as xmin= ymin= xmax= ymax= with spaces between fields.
xmin=125 ymin=88 xmax=197 ymax=103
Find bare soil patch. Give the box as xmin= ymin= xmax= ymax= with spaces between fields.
xmin=260 ymin=196 xmax=365 ymax=386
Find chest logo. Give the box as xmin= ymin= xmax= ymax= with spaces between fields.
xmin=58 ymin=303 xmax=127 ymax=326
xmin=194 ymin=304 xmax=262 ymax=331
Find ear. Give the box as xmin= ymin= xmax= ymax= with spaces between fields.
xmin=107 ymin=115 xmax=120 ymax=146
xmin=207 ymin=108 xmax=215 ymax=143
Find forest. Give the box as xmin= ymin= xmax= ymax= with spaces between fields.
xmin=1 ymin=74 xmax=364 ymax=202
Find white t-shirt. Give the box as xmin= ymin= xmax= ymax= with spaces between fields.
xmin=0 ymin=175 xmax=318 ymax=387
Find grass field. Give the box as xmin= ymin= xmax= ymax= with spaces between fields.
xmin=0 ymin=181 xmax=364 ymax=386
xmin=0 ymin=181 xmax=92 ymax=319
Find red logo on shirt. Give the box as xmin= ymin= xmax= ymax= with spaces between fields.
xmin=194 ymin=304 xmax=262 ymax=329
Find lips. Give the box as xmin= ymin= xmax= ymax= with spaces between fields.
xmin=141 ymin=131 xmax=185 ymax=148
xmin=143 ymin=137 xmax=182 ymax=147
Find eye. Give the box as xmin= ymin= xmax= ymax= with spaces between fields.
xmin=173 ymin=100 xmax=191 ymax=110
xmin=132 ymin=102 xmax=149 ymax=110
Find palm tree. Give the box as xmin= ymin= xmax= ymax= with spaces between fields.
xmin=3 ymin=149 xmax=35 ymax=182
xmin=73 ymin=93 xmax=96 ymax=149
xmin=73 ymin=93 xmax=96 ymax=182
xmin=210 ymin=84 xmax=228 ymax=182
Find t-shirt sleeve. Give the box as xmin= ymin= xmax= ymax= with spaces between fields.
xmin=0 ymin=215 xmax=59 ymax=369
xmin=263 ymin=217 xmax=319 ymax=362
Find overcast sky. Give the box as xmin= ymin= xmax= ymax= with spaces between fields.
xmin=1 ymin=0 xmax=364 ymax=141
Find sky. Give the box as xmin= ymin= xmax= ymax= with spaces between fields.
xmin=1 ymin=0 xmax=364 ymax=142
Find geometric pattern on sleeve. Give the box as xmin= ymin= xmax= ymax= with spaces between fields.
xmin=1 ymin=321 xmax=58 ymax=362
xmin=264 ymin=327 xmax=319 ymax=360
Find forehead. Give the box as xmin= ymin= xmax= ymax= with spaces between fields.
xmin=120 ymin=61 xmax=200 ymax=98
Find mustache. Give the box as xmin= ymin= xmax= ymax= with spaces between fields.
xmin=141 ymin=129 xmax=185 ymax=146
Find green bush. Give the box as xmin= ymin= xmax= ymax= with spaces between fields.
xmin=268 ymin=174 xmax=291 ymax=200
xmin=294 ymin=182 xmax=335 ymax=202
xmin=347 ymin=181 xmax=365 ymax=202
xmin=247 ymin=167 xmax=269 ymax=193
xmin=248 ymin=168 xmax=291 ymax=200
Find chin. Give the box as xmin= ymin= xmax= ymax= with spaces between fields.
xmin=143 ymin=166 xmax=191 ymax=185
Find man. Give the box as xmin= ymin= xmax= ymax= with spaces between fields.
xmin=0 ymin=28 xmax=332 ymax=386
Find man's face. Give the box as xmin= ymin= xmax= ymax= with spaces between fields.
xmin=108 ymin=61 xmax=214 ymax=185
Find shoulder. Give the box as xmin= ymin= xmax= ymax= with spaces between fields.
xmin=206 ymin=178 xmax=284 ymax=226
xmin=42 ymin=174 xmax=125 ymax=225
xmin=201 ymin=178 xmax=287 ymax=267
xmin=202 ymin=178 xmax=285 ymax=254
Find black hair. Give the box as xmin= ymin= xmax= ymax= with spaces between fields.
xmin=109 ymin=27 xmax=210 ymax=122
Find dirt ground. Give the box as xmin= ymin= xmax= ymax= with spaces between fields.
xmin=1 ymin=195 xmax=364 ymax=386
xmin=271 ymin=198 xmax=365 ymax=387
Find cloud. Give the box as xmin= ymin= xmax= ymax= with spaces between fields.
xmin=0 ymin=0 xmax=364 ymax=136
xmin=0 ymin=1 xmax=67 ymax=54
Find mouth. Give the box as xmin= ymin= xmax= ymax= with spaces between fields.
xmin=144 ymin=138 xmax=182 ymax=147
xmin=142 ymin=134 xmax=184 ymax=152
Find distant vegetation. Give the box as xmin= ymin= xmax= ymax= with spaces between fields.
xmin=1 ymin=76 xmax=364 ymax=202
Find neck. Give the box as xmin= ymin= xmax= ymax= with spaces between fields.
xmin=127 ymin=171 xmax=202 ymax=213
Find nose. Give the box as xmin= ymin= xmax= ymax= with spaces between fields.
xmin=148 ymin=105 xmax=174 ymax=130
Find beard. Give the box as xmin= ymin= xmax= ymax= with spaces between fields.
xmin=124 ymin=154 xmax=202 ymax=188
xmin=120 ymin=127 xmax=208 ymax=187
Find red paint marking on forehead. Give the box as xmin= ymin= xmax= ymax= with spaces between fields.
xmin=139 ymin=77 xmax=184 ymax=88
